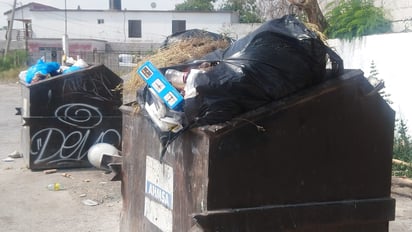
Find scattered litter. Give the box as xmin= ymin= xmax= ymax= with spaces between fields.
xmin=8 ymin=151 xmax=23 ymax=158
xmin=99 ymin=182 xmax=107 ymax=185
xmin=47 ymin=182 xmax=65 ymax=191
xmin=61 ymin=173 xmax=73 ymax=179
xmin=83 ymin=179 xmax=91 ymax=182
xmin=43 ymin=169 xmax=57 ymax=174
xmin=2 ymin=157 xmax=14 ymax=162
xmin=79 ymin=194 xmax=87 ymax=198
xmin=82 ymin=199 xmax=99 ymax=206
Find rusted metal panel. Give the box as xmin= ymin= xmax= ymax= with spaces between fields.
xmin=120 ymin=69 xmax=395 ymax=231
xmin=120 ymin=102 xmax=211 ymax=232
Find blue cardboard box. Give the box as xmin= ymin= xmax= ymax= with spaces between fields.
xmin=137 ymin=61 xmax=184 ymax=110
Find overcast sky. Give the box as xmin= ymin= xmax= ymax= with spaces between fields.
xmin=0 ymin=0 xmax=187 ymax=28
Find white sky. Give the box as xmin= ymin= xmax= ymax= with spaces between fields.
xmin=0 ymin=0 xmax=187 ymax=28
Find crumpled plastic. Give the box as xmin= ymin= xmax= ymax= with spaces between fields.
xmin=182 ymin=14 xmax=343 ymax=126
xmin=25 ymin=58 xmax=60 ymax=84
xmin=62 ymin=58 xmax=89 ymax=74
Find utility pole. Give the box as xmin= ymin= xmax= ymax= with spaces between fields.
xmin=24 ymin=21 xmax=29 ymax=65
xmin=4 ymin=0 xmax=17 ymax=58
xmin=62 ymin=0 xmax=69 ymax=63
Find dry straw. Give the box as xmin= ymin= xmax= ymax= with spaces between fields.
xmin=123 ymin=37 xmax=231 ymax=94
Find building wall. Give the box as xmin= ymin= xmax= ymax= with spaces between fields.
xmin=6 ymin=0 xmax=412 ymax=43
xmin=12 ymin=9 xmax=238 ymax=43
xmin=328 ymin=32 xmax=412 ymax=130
xmin=377 ymin=0 xmax=412 ymax=32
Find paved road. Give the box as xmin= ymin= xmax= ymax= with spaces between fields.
xmin=0 ymin=82 xmax=410 ymax=231
xmin=390 ymin=183 xmax=412 ymax=232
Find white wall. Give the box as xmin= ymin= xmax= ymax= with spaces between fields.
xmin=328 ymin=32 xmax=412 ymax=131
xmin=15 ymin=9 xmax=237 ymax=43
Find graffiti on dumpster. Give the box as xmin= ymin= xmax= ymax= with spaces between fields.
xmin=55 ymin=103 xmax=102 ymax=129
xmin=30 ymin=103 xmax=121 ymax=165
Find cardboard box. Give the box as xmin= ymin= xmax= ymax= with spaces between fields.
xmin=137 ymin=61 xmax=184 ymax=110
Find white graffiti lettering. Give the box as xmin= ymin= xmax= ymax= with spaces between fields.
xmin=31 ymin=103 xmax=121 ymax=165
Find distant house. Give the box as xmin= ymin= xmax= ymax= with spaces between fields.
xmin=4 ymin=2 xmax=238 ymax=43
xmin=3 ymin=1 xmax=239 ymax=64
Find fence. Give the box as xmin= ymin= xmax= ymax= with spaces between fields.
xmin=27 ymin=50 xmax=154 ymax=77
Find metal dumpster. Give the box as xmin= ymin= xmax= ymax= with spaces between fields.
xmin=20 ymin=64 xmax=123 ymax=170
xmin=120 ymin=69 xmax=395 ymax=232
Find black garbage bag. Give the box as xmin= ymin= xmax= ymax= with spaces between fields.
xmin=183 ymin=14 xmax=343 ymax=126
xmin=137 ymin=15 xmax=343 ymax=160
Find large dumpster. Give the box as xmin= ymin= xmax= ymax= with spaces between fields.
xmin=120 ymin=69 xmax=395 ymax=232
xmin=20 ymin=64 xmax=123 ymax=170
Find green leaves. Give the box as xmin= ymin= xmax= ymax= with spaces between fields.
xmin=0 ymin=50 xmax=27 ymax=72
xmin=325 ymin=0 xmax=391 ymax=40
xmin=175 ymin=0 xmax=216 ymax=11
xmin=393 ymin=118 xmax=412 ymax=177
xmin=219 ymin=0 xmax=263 ymax=23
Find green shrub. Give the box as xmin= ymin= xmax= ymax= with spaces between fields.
xmin=393 ymin=119 xmax=412 ymax=178
xmin=0 ymin=50 xmax=28 ymax=83
xmin=325 ymin=0 xmax=392 ymax=40
xmin=0 ymin=50 xmax=28 ymax=71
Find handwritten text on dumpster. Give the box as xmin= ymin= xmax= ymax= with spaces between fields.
xmin=30 ymin=103 xmax=121 ymax=165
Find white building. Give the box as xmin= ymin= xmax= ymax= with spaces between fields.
xmin=1 ymin=1 xmax=238 ymax=66
xmin=3 ymin=0 xmax=412 ymax=68
xmin=4 ymin=2 xmax=238 ymax=44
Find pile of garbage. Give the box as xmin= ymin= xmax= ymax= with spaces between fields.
xmin=132 ymin=15 xmax=343 ymax=157
xmin=20 ymin=56 xmax=90 ymax=84
xmin=126 ymin=30 xmax=231 ymax=91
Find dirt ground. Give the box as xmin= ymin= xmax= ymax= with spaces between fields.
xmin=0 ymin=81 xmax=411 ymax=232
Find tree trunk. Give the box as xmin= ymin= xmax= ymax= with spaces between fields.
xmin=287 ymin=0 xmax=327 ymax=32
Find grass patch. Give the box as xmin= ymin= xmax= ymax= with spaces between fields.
xmin=0 ymin=67 xmax=26 ymax=84
xmin=392 ymin=163 xmax=412 ymax=178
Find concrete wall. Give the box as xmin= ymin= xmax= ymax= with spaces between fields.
xmin=328 ymin=32 xmax=412 ymax=131
xmin=10 ymin=8 xmax=238 ymax=43
xmin=378 ymin=0 xmax=412 ymax=32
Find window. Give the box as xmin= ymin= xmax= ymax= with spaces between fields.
xmin=128 ymin=20 xmax=142 ymax=38
xmin=97 ymin=19 xmax=104 ymax=24
xmin=172 ymin=20 xmax=186 ymax=34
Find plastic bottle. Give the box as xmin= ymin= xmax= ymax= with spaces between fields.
xmin=165 ymin=69 xmax=188 ymax=89
xmin=47 ymin=182 xmax=65 ymax=191
xmin=184 ymin=69 xmax=204 ymax=99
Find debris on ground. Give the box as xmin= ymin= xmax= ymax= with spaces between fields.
xmin=8 ymin=151 xmax=23 ymax=158
xmin=2 ymin=157 xmax=14 ymax=162
xmin=62 ymin=173 xmax=74 ymax=179
xmin=47 ymin=182 xmax=65 ymax=191
xmin=43 ymin=169 xmax=58 ymax=174
xmin=82 ymin=199 xmax=99 ymax=206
